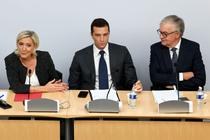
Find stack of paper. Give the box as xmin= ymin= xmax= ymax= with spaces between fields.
xmin=152 ymin=90 xmax=178 ymax=104
xmin=90 ymin=89 xmax=119 ymax=102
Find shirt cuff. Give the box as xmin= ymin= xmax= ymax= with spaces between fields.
xmin=179 ymin=73 xmax=183 ymax=81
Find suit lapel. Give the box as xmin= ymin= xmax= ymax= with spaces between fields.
xmin=176 ymin=39 xmax=185 ymax=70
xmin=161 ymin=46 xmax=173 ymax=71
xmin=88 ymin=45 xmax=96 ymax=84
xmin=108 ymin=43 xmax=116 ymax=74
xmin=19 ymin=61 xmax=27 ymax=83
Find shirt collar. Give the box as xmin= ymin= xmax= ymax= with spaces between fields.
xmin=170 ymin=38 xmax=181 ymax=51
xmin=93 ymin=43 xmax=109 ymax=56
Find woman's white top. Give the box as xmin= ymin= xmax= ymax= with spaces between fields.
xmin=25 ymin=70 xmax=40 ymax=86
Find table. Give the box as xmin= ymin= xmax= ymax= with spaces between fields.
xmin=0 ymin=90 xmax=70 ymax=140
xmin=68 ymin=90 xmax=210 ymax=140
xmin=2 ymin=90 xmax=210 ymax=140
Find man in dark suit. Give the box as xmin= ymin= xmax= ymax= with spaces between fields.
xmin=150 ymin=15 xmax=206 ymax=91
xmin=68 ymin=18 xmax=142 ymax=92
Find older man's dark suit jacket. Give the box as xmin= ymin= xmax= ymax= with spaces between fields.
xmin=150 ymin=38 xmax=206 ymax=91
xmin=68 ymin=43 xmax=137 ymax=90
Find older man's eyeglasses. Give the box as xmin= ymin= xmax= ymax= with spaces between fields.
xmin=157 ymin=29 xmax=177 ymax=38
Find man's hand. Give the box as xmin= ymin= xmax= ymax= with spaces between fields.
xmin=133 ymin=80 xmax=143 ymax=93
xmin=183 ymin=72 xmax=194 ymax=80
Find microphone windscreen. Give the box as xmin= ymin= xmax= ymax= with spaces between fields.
xmin=29 ymin=69 xmax=32 ymax=75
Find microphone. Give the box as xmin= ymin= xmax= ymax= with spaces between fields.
xmin=28 ymin=69 xmax=32 ymax=85
xmin=174 ymin=63 xmax=188 ymax=101
xmin=106 ymin=81 xmax=120 ymax=101
xmin=85 ymin=73 xmax=120 ymax=113
xmin=106 ymin=69 xmax=119 ymax=100
xmin=173 ymin=63 xmax=180 ymax=100
xmin=106 ymin=82 xmax=113 ymax=99
xmin=23 ymin=69 xmax=32 ymax=106
xmin=28 ymin=69 xmax=32 ymax=100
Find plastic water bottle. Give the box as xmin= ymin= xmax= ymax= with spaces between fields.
xmin=129 ymin=90 xmax=137 ymax=108
xmin=197 ymin=86 xmax=204 ymax=110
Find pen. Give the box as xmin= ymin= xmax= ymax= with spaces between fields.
xmin=0 ymin=94 xmax=4 ymax=99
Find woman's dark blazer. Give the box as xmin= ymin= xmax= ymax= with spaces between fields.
xmin=4 ymin=50 xmax=59 ymax=93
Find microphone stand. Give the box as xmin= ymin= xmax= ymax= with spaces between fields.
xmin=85 ymin=81 xmax=120 ymax=113
xmin=106 ymin=69 xmax=120 ymax=101
xmin=28 ymin=69 xmax=32 ymax=100
xmin=23 ymin=69 xmax=32 ymax=106
xmin=174 ymin=63 xmax=188 ymax=101
xmin=106 ymin=81 xmax=120 ymax=101
xmin=106 ymin=82 xmax=113 ymax=99
xmin=158 ymin=63 xmax=191 ymax=113
xmin=174 ymin=68 xmax=180 ymax=100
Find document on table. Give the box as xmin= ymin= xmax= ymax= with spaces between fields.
xmin=0 ymin=90 xmax=8 ymax=101
xmin=14 ymin=92 xmax=42 ymax=102
xmin=152 ymin=90 xmax=178 ymax=104
xmin=90 ymin=89 xmax=120 ymax=102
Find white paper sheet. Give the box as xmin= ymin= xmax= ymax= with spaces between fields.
xmin=152 ymin=90 xmax=178 ymax=104
xmin=90 ymin=89 xmax=119 ymax=102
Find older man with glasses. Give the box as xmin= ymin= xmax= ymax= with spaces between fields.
xmin=149 ymin=15 xmax=206 ymax=91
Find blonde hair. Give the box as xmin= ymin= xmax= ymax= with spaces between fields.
xmin=15 ymin=30 xmax=39 ymax=56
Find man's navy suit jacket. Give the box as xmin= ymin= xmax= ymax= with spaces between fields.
xmin=68 ymin=43 xmax=137 ymax=90
xmin=150 ymin=38 xmax=206 ymax=91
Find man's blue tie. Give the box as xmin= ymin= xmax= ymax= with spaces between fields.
xmin=171 ymin=48 xmax=178 ymax=72
xmin=99 ymin=50 xmax=108 ymax=89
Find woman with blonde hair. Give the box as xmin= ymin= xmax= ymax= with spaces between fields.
xmin=5 ymin=30 xmax=68 ymax=93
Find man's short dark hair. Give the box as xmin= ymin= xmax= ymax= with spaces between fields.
xmin=91 ymin=18 xmax=110 ymax=34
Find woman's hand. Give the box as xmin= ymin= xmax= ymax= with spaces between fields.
xmin=44 ymin=79 xmax=69 ymax=92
